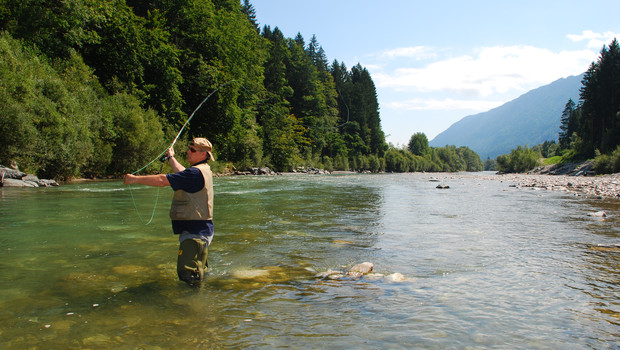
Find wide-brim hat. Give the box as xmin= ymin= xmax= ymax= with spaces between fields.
xmin=190 ymin=138 xmax=215 ymax=161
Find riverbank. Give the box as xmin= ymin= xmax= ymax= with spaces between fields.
xmin=4 ymin=163 xmax=619 ymax=199
xmin=498 ymin=172 xmax=620 ymax=199
xmin=429 ymin=172 xmax=620 ymax=199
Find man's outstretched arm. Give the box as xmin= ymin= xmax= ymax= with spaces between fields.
xmin=124 ymin=174 xmax=170 ymax=187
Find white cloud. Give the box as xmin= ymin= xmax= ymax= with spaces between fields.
xmin=385 ymin=98 xmax=504 ymax=111
xmin=567 ymin=30 xmax=620 ymax=49
xmin=369 ymin=45 xmax=596 ymax=97
xmin=378 ymin=46 xmax=437 ymax=61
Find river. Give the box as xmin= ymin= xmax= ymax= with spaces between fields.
xmin=0 ymin=172 xmax=618 ymax=349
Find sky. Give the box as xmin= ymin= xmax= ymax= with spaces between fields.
xmin=250 ymin=0 xmax=620 ymax=147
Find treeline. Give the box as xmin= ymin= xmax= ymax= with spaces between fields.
xmin=492 ymin=38 xmax=620 ymax=174
xmin=0 ymin=0 xmax=388 ymax=179
xmin=384 ymin=132 xmax=483 ymax=172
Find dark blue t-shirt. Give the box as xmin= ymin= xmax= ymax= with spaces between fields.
xmin=166 ymin=168 xmax=213 ymax=240
xmin=166 ymin=167 xmax=204 ymax=193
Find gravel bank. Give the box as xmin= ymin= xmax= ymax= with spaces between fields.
xmin=426 ymin=172 xmax=620 ymax=199
xmin=493 ymin=173 xmax=620 ymax=199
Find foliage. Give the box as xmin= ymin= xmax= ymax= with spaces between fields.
xmin=0 ymin=0 xmax=394 ymax=176
xmin=556 ymin=38 xmax=620 ymax=161
xmin=484 ymin=158 xmax=497 ymax=171
xmin=532 ymin=140 xmax=558 ymax=158
xmin=593 ymin=146 xmax=620 ymax=174
xmin=386 ymin=132 xmax=483 ymax=173
xmin=558 ymin=99 xmax=577 ymax=149
xmin=495 ymin=146 xmax=541 ymax=173
xmin=0 ymin=32 xmax=164 ymax=180
xmin=408 ymin=132 xmax=429 ymax=156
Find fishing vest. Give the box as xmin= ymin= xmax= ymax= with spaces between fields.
xmin=169 ymin=163 xmax=213 ymax=221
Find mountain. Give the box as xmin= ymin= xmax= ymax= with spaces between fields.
xmin=429 ymin=74 xmax=584 ymax=160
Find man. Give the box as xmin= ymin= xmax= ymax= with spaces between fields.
xmin=124 ymin=138 xmax=214 ymax=285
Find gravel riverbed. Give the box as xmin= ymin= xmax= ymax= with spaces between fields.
xmin=426 ymin=171 xmax=620 ymax=199
xmin=498 ymin=173 xmax=620 ymax=199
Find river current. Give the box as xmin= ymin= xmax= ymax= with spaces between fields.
xmin=0 ymin=172 xmax=618 ymax=349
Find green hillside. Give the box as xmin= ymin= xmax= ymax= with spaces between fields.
xmin=429 ymin=74 xmax=583 ymax=160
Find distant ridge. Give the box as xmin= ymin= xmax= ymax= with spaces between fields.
xmin=429 ymin=74 xmax=584 ymax=160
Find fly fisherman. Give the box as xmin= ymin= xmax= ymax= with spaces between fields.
xmin=124 ymin=138 xmax=214 ymax=286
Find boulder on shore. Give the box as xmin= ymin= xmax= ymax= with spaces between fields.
xmin=1 ymin=165 xmax=59 ymax=187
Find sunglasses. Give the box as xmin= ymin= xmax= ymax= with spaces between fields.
xmin=188 ymin=147 xmax=199 ymax=153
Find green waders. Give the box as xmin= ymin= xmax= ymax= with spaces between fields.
xmin=177 ymin=238 xmax=208 ymax=285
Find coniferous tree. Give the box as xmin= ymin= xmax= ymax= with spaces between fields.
xmin=559 ymin=98 xmax=576 ymax=149
xmin=260 ymin=26 xmax=304 ymax=170
xmin=349 ymin=64 xmax=385 ymax=156
xmin=578 ymin=38 xmax=620 ymax=155
xmin=241 ymin=0 xmax=259 ymax=33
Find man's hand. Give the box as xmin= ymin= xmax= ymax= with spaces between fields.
xmin=124 ymin=174 xmax=137 ymax=185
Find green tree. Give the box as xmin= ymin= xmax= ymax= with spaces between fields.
xmin=408 ymin=132 xmax=429 ymax=156
xmin=241 ymin=0 xmax=259 ymax=32
xmin=495 ymin=146 xmax=540 ymax=173
xmin=457 ymin=146 xmax=484 ymax=171
xmin=0 ymin=32 xmax=164 ymax=179
xmin=578 ymin=38 xmax=620 ymax=155
xmin=558 ymin=98 xmax=576 ymax=149
xmin=260 ymin=26 xmax=303 ymax=171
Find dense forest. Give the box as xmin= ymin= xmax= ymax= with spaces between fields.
xmin=559 ymin=38 xmax=620 ymax=172
xmin=494 ymin=38 xmax=620 ymax=174
xmin=0 ymin=0 xmax=481 ymax=180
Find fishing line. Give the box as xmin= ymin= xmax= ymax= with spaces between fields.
xmin=131 ymin=79 xmax=236 ymax=175
xmin=127 ymin=79 xmax=235 ymax=225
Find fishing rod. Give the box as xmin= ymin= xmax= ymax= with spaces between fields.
xmin=162 ymin=79 xmax=236 ymax=160
xmin=131 ymin=79 xmax=236 ymax=175
xmin=128 ymin=79 xmax=235 ymax=225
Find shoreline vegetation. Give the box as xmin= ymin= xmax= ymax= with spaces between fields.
xmin=2 ymin=3 xmax=618 ymax=183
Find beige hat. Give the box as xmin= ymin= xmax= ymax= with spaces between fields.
xmin=190 ymin=138 xmax=215 ymax=161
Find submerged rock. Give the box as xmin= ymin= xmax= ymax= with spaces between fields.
xmin=314 ymin=262 xmax=411 ymax=283
xmin=314 ymin=269 xmax=345 ymax=280
xmin=232 ymin=269 xmax=271 ymax=279
xmin=346 ymin=262 xmax=374 ymax=278
xmin=386 ymin=273 xmax=407 ymax=282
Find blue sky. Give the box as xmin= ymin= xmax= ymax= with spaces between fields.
xmin=250 ymin=0 xmax=620 ymax=147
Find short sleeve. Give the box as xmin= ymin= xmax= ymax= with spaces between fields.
xmin=166 ymin=168 xmax=205 ymax=193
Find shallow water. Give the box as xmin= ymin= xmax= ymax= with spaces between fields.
xmin=0 ymin=173 xmax=618 ymax=349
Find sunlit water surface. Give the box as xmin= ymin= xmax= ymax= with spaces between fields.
xmin=0 ymin=173 xmax=618 ymax=349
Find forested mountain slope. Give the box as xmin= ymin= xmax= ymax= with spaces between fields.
xmin=430 ymin=74 xmax=583 ymax=159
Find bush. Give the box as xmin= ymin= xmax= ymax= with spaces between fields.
xmin=484 ymin=158 xmax=497 ymax=171
xmin=593 ymin=146 xmax=620 ymax=174
xmin=496 ymin=146 xmax=541 ymax=173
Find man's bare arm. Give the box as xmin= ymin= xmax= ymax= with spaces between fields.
xmin=124 ymin=174 xmax=170 ymax=187
xmin=167 ymin=147 xmax=186 ymax=173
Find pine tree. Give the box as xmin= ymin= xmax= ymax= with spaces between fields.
xmin=578 ymin=38 xmax=620 ymax=155
xmin=559 ymin=98 xmax=576 ymax=149
xmin=241 ymin=0 xmax=259 ymax=33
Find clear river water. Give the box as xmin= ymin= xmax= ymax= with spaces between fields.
xmin=0 ymin=172 xmax=618 ymax=349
